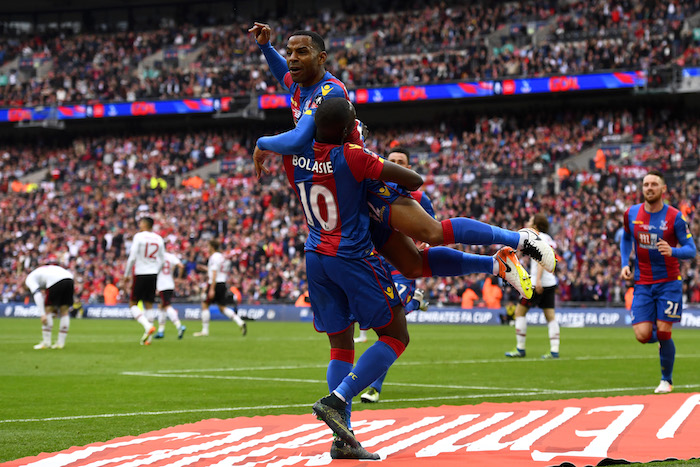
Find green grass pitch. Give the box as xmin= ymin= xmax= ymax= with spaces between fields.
xmin=1 ymin=318 xmax=700 ymax=465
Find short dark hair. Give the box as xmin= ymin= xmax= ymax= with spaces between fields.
xmin=289 ymin=30 xmax=326 ymax=52
xmin=209 ymin=239 xmax=220 ymax=251
xmin=390 ymin=146 xmax=411 ymax=158
xmin=315 ymin=97 xmax=354 ymax=135
xmin=532 ymin=213 xmax=549 ymax=234
xmin=645 ymin=169 xmax=666 ymax=184
xmin=140 ymin=217 xmax=154 ymax=229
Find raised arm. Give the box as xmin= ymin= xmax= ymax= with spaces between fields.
xmin=249 ymin=22 xmax=290 ymax=89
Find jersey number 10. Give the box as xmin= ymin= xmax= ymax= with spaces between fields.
xmin=297 ymin=182 xmax=338 ymax=231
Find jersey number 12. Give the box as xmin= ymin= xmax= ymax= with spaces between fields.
xmin=144 ymin=242 xmax=160 ymax=259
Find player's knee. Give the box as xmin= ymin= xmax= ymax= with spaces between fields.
xmin=379 ymin=334 xmax=409 ymax=355
xmin=424 ymin=225 xmax=444 ymax=245
xmin=657 ymin=330 xmax=672 ymax=341
xmin=635 ymin=331 xmax=652 ymax=343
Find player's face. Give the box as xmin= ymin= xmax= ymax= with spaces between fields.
xmin=642 ymin=174 xmax=666 ymax=204
xmin=286 ymin=36 xmax=326 ymax=86
xmin=387 ymin=152 xmax=409 ymax=167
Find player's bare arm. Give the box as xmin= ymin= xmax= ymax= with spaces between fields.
xmin=535 ymin=263 xmax=544 ymax=294
xmin=378 ymin=161 xmax=422 ymax=192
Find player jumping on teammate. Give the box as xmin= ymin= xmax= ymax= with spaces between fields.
xmin=249 ymin=24 xmax=555 ymax=281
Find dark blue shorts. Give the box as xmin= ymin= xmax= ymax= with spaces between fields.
xmin=630 ymin=280 xmax=683 ymax=325
xmin=306 ymin=251 xmax=402 ymax=334
xmin=370 ymin=219 xmax=394 ymax=250
xmin=374 ymin=255 xmax=419 ymax=313
xmin=366 ymin=180 xmax=412 ymax=249
xmin=391 ymin=270 xmax=419 ymax=313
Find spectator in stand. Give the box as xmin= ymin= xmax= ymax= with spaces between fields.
xmin=1 ymin=0 xmax=698 ymax=105
xmin=0 ymin=105 xmax=698 ymax=309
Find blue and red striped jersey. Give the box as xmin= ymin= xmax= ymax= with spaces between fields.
xmin=623 ymin=203 xmax=693 ymax=284
xmin=283 ymin=71 xmax=363 ymax=145
xmin=284 ymin=142 xmax=386 ymax=258
xmin=285 ymin=71 xmax=344 ymax=123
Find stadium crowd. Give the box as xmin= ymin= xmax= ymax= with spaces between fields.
xmin=1 ymin=0 xmax=699 ymax=106
xmin=1 ymin=105 xmax=698 ymax=307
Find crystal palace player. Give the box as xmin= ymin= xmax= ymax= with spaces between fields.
xmin=249 ymin=24 xmax=555 ymax=281
xmin=620 ymin=170 xmax=696 ymax=394
xmin=355 ymin=147 xmax=433 ymax=346
xmin=249 ymin=24 xmax=363 ymax=157
xmin=274 ymin=97 xmax=422 ymax=459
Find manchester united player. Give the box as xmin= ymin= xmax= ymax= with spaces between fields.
xmin=26 ymin=264 xmax=74 ymax=350
xmin=194 ymin=240 xmax=246 ymax=337
xmin=154 ymin=247 xmax=186 ymax=339
xmin=121 ymin=217 xmax=165 ymax=345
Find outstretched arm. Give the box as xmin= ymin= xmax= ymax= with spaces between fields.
xmin=345 ymin=144 xmax=423 ymax=191
xmin=379 ymin=160 xmax=423 ymax=192
xmin=256 ymin=111 xmax=316 ymax=154
xmin=249 ymin=22 xmax=289 ymax=89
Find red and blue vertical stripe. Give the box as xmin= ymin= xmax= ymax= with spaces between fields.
xmin=284 ymin=142 xmax=384 ymax=259
xmin=624 ymin=203 xmax=683 ymax=284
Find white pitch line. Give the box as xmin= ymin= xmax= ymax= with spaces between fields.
xmin=153 ymin=364 xmax=331 ymax=373
xmin=0 ymin=403 xmax=312 ymax=424
xmin=121 ymin=371 xmax=523 ymax=391
xmin=4 ymin=385 xmax=700 ymax=424
xmin=122 ymin=372 xmax=328 ymax=385
xmin=123 ymin=370 xmax=700 ymax=394
xmin=147 ymin=353 xmax=700 ymax=375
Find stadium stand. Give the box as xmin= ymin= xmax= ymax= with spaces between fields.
xmin=1 ymin=0 xmax=699 ymax=104
xmin=0 ymin=0 xmax=698 ymax=308
xmin=1 ymin=104 xmax=698 ymax=306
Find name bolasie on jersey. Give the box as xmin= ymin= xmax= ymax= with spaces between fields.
xmin=291 ymin=155 xmax=333 ymax=174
